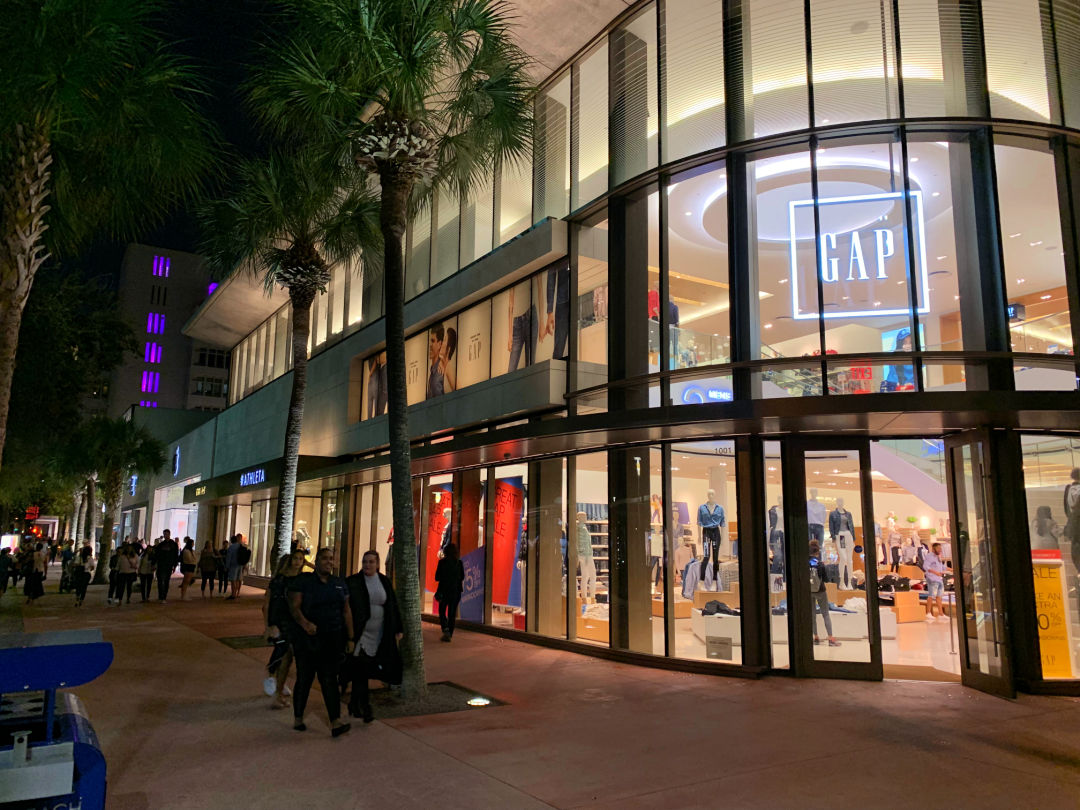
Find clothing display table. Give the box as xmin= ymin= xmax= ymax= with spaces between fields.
xmin=653 ymin=596 xmax=692 ymax=618
xmin=690 ymin=606 xmax=897 ymax=645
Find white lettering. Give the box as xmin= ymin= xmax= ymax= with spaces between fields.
xmin=847 ymin=231 xmax=868 ymax=280
xmin=239 ymin=469 xmax=266 ymax=487
xmin=874 ymin=229 xmax=893 ymax=279
xmin=819 ymin=232 xmax=838 ymax=282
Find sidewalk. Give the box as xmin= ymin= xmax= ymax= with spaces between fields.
xmin=6 ymin=571 xmax=1080 ymax=809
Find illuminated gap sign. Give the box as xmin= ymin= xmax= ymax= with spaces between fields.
xmin=682 ymin=385 xmax=733 ymax=405
xmin=239 ymin=468 xmax=266 ymax=487
xmin=788 ymin=191 xmax=929 ymax=320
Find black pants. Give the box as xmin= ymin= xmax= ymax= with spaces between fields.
xmin=139 ymin=573 xmax=154 ymax=601
xmin=156 ymin=571 xmax=172 ymax=601
xmin=439 ymin=595 xmax=461 ymax=636
xmin=293 ymin=633 xmax=343 ymax=723
xmin=217 ymin=567 xmax=228 ymax=593
xmin=700 ymin=526 xmax=721 ymax=582
xmin=118 ymin=573 xmax=135 ymax=602
xmin=74 ymin=570 xmax=91 ymax=602
xmin=107 ymin=570 xmax=119 ymax=600
xmin=890 ymin=546 xmax=901 ymax=573
xmin=346 ymin=651 xmax=377 ymax=714
xmin=200 ymin=571 xmax=215 ymax=592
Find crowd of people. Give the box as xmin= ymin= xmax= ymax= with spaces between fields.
xmin=1 ymin=530 xmax=473 ymax=739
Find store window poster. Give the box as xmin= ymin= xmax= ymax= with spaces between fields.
xmin=459 ymin=547 xmax=485 ymax=622
xmin=363 ymin=351 xmax=388 ymax=420
xmin=405 ymin=332 xmax=427 ymax=405
xmin=535 ymin=258 xmax=570 ymax=362
xmin=425 ymin=316 xmax=458 ymax=399
xmin=880 ymin=324 xmax=922 ymax=391
xmin=457 ymin=301 xmax=491 ymax=389
xmin=491 ymin=476 xmax=526 ymax=607
xmin=491 ymin=278 xmax=535 ymax=377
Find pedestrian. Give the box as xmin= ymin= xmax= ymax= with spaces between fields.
xmin=198 ymin=541 xmax=217 ymax=597
xmin=155 ymin=530 xmax=180 ymax=603
xmin=288 ymin=547 xmax=352 ymax=736
xmin=225 ymin=534 xmax=249 ymax=599
xmin=216 ymin=539 xmax=230 ymax=594
xmin=809 ymin=539 xmax=840 ymax=647
xmin=178 ymin=537 xmax=197 ymax=600
xmin=72 ymin=546 xmax=95 ymax=607
xmin=0 ymin=548 xmax=11 ymax=596
xmin=435 ymin=543 xmax=465 ymax=642
xmin=263 ymin=550 xmax=305 ymax=709
xmin=24 ymin=542 xmax=47 ymax=604
xmin=344 ymin=550 xmax=403 ymax=723
xmin=137 ymin=543 xmax=155 ymax=602
xmin=115 ymin=543 xmax=138 ymax=604
xmin=923 ymin=542 xmax=950 ymax=621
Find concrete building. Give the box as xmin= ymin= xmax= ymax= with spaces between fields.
xmin=123 ymin=0 xmax=1080 ymax=698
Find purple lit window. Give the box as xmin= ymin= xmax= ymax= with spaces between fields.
xmin=152 ymin=255 xmax=171 ymax=278
xmin=140 ymin=371 xmax=160 ymax=394
xmin=139 ymin=400 xmax=158 ymax=408
xmin=143 ymin=342 xmax=163 ymax=363
xmin=146 ymin=313 xmax=166 ymax=334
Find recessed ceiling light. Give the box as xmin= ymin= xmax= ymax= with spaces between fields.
xmin=936 ymin=255 xmax=947 ymax=260
xmin=822 ymin=118 xmax=830 ymax=124
xmin=911 ymin=157 xmax=919 ymax=162
xmin=778 ymin=278 xmax=788 ymax=284
xmin=670 ymin=467 xmax=680 ymax=471
xmin=842 ymin=296 xmax=850 ymax=300
xmin=1029 ymin=241 xmax=1042 ymax=247
xmin=1009 ymin=232 xmax=1021 ymax=238
xmin=897 ymin=280 xmax=904 ymax=285
xmin=1041 ymin=294 xmax=1052 ymax=300
xmin=764 ymin=323 xmax=773 ymax=329
xmin=467 ymin=696 xmax=492 ymax=707
xmin=684 ymin=211 xmax=692 ymax=216
xmin=1017 ymin=278 xmax=1026 ymax=284
xmin=954 ymin=295 xmax=960 ymax=300
xmin=768 ymin=466 xmax=776 ymax=472
xmin=931 ymin=191 xmax=940 ymax=197
xmin=873 ymin=301 xmax=881 ymax=306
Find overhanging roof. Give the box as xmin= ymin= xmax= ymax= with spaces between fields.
xmin=182 ymin=271 xmax=289 ymax=349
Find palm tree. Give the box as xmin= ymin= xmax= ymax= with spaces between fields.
xmin=79 ymin=416 xmax=165 ymax=583
xmin=0 ymin=0 xmax=217 ymax=470
xmin=251 ymin=0 xmax=533 ymax=698
xmin=200 ymin=151 xmax=381 ymax=572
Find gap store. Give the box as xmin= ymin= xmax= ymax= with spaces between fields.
xmin=180 ymin=0 xmax=1080 ymax=698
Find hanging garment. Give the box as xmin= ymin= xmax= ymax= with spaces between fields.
xmin=835 ymin=530 xmax=854 ymax=590
xmin=681 ymin=559 xmax=700 ymax=600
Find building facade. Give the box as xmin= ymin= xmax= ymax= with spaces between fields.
xmin=166 ymin=0 xmax=1080 ymax=697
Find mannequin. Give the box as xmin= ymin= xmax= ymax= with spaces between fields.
xmin=575 ymin=511 xmax=596 ymax=600
xmin=767 ymin=497 xmax=785 ymax=577
xmin=886 ymin=512 xmax=902 ymax=573
xmin=829 ymin=498 xmax=855 ymax=590
xmin=697 ymin=489 xmax=725 ymax=586
xmin=806 ymin=488 xmax=826 ymax=543
xmin=439 ymin=507 xmax=453 ymax=553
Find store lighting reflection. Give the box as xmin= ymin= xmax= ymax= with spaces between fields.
xmin=467 ymin=697 xmax=491 ymax=707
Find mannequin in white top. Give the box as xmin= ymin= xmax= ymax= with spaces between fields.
xmin=807 ymin=488 xmax=826 ymax=544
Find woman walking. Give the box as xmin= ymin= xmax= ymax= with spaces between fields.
xmin=263 ymin=551 xmax=304 ymax=708
xmin=288 ymin=547 xmax=352 ymax=736
xmin=72 ymin=546 xmax=94 ymax=607
xmin=115 ymin=543 xmax=138 ymax=604
xmin=178 ymin=537 xmax=197 ymax=600
xmin=344 ymin=550 xmax=403 ymax=723
xmin=24 ymin=542 xmax=47 ymax=605
xmin=138 ymin=543 xmax=155 ymax=602
xmin=198 ymin=541 xmax=218 ymax=597
xmin=435 ymin=543 xmax=465 ymax=642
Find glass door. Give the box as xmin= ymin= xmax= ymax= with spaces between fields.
xmin=944 ymin=431 xmax=1015 ymax=697
xmin=782 ymin=439 xmax=882 ymax=680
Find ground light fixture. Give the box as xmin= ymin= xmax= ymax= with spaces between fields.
xmin=467 ymin=696 xmax=492 ymax=707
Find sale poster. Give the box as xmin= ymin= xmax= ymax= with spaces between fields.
xmin=491 ymin=476 xmax=525 ymax=607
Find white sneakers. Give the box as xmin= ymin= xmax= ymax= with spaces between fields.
xmin=263 ymin=677 xmax=277 ymax=696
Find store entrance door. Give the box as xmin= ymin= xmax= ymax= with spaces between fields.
xmin=944 ymin=431 xmax=1015 ymax=698
xmin=783 ymin=439 xmax=882 ymax=680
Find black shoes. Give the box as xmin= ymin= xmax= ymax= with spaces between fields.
xmin=293 ymin=720 xmax=306 ymax=731
xmin=331 ymin=721 xmax=351 ymax=737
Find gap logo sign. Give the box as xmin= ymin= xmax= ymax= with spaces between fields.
xmin=788 ymin=191 xmax=929 ymax=320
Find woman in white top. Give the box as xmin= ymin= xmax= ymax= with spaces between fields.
xmin=344 ymin=551 xmax=403 ymax=723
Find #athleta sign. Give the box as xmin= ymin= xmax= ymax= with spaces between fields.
xmin=788 ymin=191 xmax=929 ymax=320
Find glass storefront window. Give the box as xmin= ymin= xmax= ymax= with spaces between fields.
xmin=995 ymin=141 xmax=1075 ymax=389
xmin=329 ymin=263 xmax=345 ymax=337
xmin=421 ymin=474 xmax=454 ymax=614
xmin=573 ymin=43 xmax=609 ymax=209
xmin=1020 ymin=435 xmax=1080 ymax=679
xmin=670 ymin=441 xmax=738 ymax=662
xmin=897 ymin=0 xmax=947 ymax=118
xmin=810 ymin=0 xmax=898 ymax=126
xmin=498 ymin=158 xmax=532 ymax=246
xmin=572 ymin=453 xmax=608 ymax=646
xmin=764 ymin=441 xmax=789 ymax=669
xmin=372 ymin=482 xmax=394 ymax=578
xmin=662 ymin=0 xmax=725 ymax=163
xmin=347 ymin=257 xmax=364 ymax=327
xmin=460 ymin=174 xmax=494 ymax=268
xmin=457 ymin=469 xmax=488 ymax=624
xmin=744 ymin=0 xmax=808 ymax=139
xmin=293 ymin=496 xmax=319 ymax=560
xmin=574 ymin=212 xmax=609 ymax=411
xmin=406 ymin=205 xmax=432 ymax=299
xmin=250 ymin=498 xmax=276 ymax=577
xmin=490 ymin=464 xmax=529 ymax=631
xmin=433 ymin=186 xmax=460 ymax=285
xmin=320 ymin=488 xmax=347 ymax=570
xmin=528 ymin=458 xmax=567 ymax=639
xmin=982 ymin=0 xmax=1053 ymax=123
xmin=535 ymin=72 xmax=570 ymax=222
xmin=611 ymin=3 xmax=658 ymax=186
xmin=667 ymin=163 xmax=730 ymax=386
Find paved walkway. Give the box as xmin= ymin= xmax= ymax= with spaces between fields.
xmin=5 ymin=569 xmax=1080 ymax=809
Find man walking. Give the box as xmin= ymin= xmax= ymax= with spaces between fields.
xmin=923 ymin=542 xmax=949 ymax=621
xmin=225 ymin=534 xmax=249 ymax=600
xmin=154 ymin=530 xmax=180 ymax=603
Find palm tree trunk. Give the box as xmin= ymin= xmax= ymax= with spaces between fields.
xmin=0 ymin=124 xmax=53 ymax=473
xmin=272 ymin=290 xmax=315 ymax=572
xmin=71 ymin=489 xmax=84 ymax=543
xmin=88 ymin=476 xmax=110 ymax=585
xmin=380 ymin=168 xmax=427 ymax=700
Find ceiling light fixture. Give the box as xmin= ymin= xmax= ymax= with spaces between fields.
xmin=1017 ymin=278 xmax=1026 ymax=284
xmin=936 ymin=255 xmax=947 ymax=260
xmin=931 ymin=191 xmax=940 ymax=197
xmin=1029 ymin=241 xmax=1042 ymax=247
xmin=1009 ymin=232 xmax=1021 ymax=238
xmin=1041 ymin=294 xmax=1052 ymax=300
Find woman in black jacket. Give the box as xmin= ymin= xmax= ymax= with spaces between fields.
xmin=435 ymin=543 xmax=465 ymax=642
xmin=344 ymin=550 xmax=403 ymax=723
